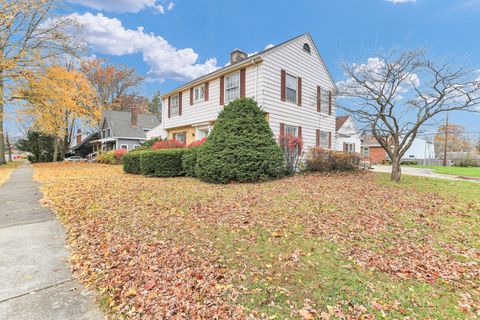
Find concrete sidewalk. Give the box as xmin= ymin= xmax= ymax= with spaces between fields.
xmin=372 ymin=165 xmax=480 ymax=183
xmin=0 ymin=164 xmax=103 ymax=320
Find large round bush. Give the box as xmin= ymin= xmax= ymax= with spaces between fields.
xmin=196 ymin=98 xmax=285 ymax=183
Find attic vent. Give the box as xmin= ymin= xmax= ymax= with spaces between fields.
xmin=303 ymin=43 xmax=311 ymax=53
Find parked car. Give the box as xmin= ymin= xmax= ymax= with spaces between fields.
xmin=64 ymin=156 xmax=87 ymax=163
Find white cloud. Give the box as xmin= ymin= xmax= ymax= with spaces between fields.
xmin=69 ymin=12 xmax=218 ymax=81
xmin=264 ymin=44 xmax=275 ymax=50
xmin=386 ymin=0 xmax=416 ymax=3
xmin=69 ymin=0 xmax=175 ymax=14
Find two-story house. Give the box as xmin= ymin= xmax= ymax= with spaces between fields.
xmin=91 ymin=107 xmax=160 ymax=152
xmin=147 ymin=33 xmax=337 ymax=152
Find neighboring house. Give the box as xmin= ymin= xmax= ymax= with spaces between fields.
xmin=90 ymin=108 xmax=160 ymax=152
xmin=70 ymin=131 xmax=100 ymax=157
xmin=335 ymin=115 xmax=361 ymax=153
xmin=361 ymin=135 xmax=436 ymax=164
xmin=146 ymin=33 xmax=337 ymax=152
xmin=361 ymin=135 xmax=387 ymax=164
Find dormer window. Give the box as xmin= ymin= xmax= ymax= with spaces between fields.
xmin=303 ymin=43 xmax=311 ymax=53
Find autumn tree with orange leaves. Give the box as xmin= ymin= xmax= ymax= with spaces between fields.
xmin=0 ymin=0 xmax=81 ymax=164
xmin=19 ymin=65 xmax=100 ymax=161
xmin=80 ymin=58 xmax=146 ymax=112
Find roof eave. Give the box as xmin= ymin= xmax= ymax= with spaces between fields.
xmin=162 ymin=56 xmax=263 ymax=99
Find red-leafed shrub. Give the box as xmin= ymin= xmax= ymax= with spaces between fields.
xmin=114 ymin=149 xmax=127 ymax=162
xmin=279 ymin=133 xmax=303 ymax=173
xmin=151 ymin=139 xmax=185 ymax=150
xmin=187 ymin=137 xmax=207 ymax=148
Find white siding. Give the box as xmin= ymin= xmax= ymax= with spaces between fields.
xmin=259 ymin=34 xmax=336 ymax=151
xmin=146 ymin=123 xmax=167 ymax=139
xmin=335 ymin=117 xmax=361 ymax=153
xmin=148 ymin=34 xmax=336 ymax=152
xmin=161 ymin=65 xmax=259 ymax=130
xmin=402 ymin=139 xmax=436 ymax=160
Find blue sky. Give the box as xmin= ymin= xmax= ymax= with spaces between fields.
xmin=6 ymin=0 xmax=480 ymax=137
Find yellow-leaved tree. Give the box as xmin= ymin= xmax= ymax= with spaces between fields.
xmin=0 ymin=0 xmax=81 ymax=164
xmin=20 ymin=65 xmax=100 ymax=161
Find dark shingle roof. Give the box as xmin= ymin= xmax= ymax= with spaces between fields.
xmin=335 ymin=116 xmax=350 ymax=131
xmin=103 ymin=110 xmax=160 ymax=139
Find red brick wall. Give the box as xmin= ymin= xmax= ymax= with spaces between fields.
xmin=363 ymin=146 xmax=387 ymax=164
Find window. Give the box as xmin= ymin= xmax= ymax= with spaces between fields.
xmin=363 ymin=147 xmax=369 ymax=157
xmin=225 ymin=72 xmax=240 ymax=103
xmin=193 ymin=84 xmax=205 ymax=102
xmin=285 ymin=125 xmax=298 ymax=137
xmin=345 ymin=143 xmax=355 ymax=153
xmin=303 ymin=43 xmax=311 ymax=53
xmin=173 ymin=132 xmax=186 ymax=145
xmin=320 ymin=88 xmax=329 ymax=113
xmin=286 ymin=73 xmax=297 ymax=103
xmin=102 ymin=129 xmax=106 ymax=138
xmin=107 ymin=128 xmax=111 ymax=137
xmin=170 ymin=94 xmax=180 ymax=117
xmin=120 ymin=144 xmax=128 ymax=150
xmin=319 ymin=131 xmax=329 ymax=148
xmin=132 ymin=145 xmax=140 ymax=149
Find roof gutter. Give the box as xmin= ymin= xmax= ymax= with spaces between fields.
xmin=162 ymin=56 xmax=263 ymax=99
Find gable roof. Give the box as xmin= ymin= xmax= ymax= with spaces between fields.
xmin=335 ymin=116 xmax=350 ymax=131
xmin=103 ymin=110 xmax=160 ymax=139
xmin=162 ymin=33 xmax=336 ymax=98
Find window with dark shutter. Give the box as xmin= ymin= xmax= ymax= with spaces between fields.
xmin=205 ymin=82 xmax=209 ymax=101
xmin=168 ymin=96 xmax=171 ymax=118
xmin=329 ymin=91 xmax=332 ymax=115
xmin=240 ymin=68 xmax=246 ymax=98
xmin=317 ymin=86 xmax=321 ymax=112
xmin=220 ymin=76 xmax=224 ymax=105
xmin=280 ymin=69 xmax=286 ymax=101
xmin=297 ymin=77 xmax=302 ymax=106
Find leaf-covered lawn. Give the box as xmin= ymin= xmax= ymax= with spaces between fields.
xmin=0 ymin=161 xmax=21 ymax=185
xmin=34 ymin=163 xmax=480 ymax=319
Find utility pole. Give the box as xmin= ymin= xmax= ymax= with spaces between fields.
xmin=443 ymin=113 xmax=449 ymax=166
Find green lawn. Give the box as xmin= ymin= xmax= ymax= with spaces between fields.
xmin=413 ymin=165 xmax=480 ymax=177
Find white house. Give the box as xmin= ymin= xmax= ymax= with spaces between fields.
xmin=335 ymin=115 xmax=361 ymax=153
xmin=401 ymin=138 xmax=435 ymax=162
xmin=147 ymin=33 xmax=337 ymax=152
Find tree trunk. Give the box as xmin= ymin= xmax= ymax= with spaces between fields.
xmin=5 ymin=132 xmax=12 ymax=162
xmin=53 ymin=137 xmax=59 ymax=162
xmin=0 ymin=72 xmax=6 ymax=165
xmin=391 ymin=155 xmax=402 ymax=182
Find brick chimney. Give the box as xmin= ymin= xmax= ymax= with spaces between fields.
xmin=131 ymin=106 xmax=138 ymax=127
xmin=230 ymin=49 xmax=247 ymax=64
xmin=76 ymin=128 xmax=82 ymax=145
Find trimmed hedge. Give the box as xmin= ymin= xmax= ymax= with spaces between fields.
xmin=122 ymin=151 xmax=144 ymax=174
xmin=196 ymin=98 xmax=285 ymax=183
xmin=139 ymin=149 xmax=185 ymax=177
xmin=182 ymin=147 xmax=201 ymax=177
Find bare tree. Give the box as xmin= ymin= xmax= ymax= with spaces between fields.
xmin=0 ymin=0 xmax=81 ymax=164
xmin=338 ymin=49 xmax=480 ymax=182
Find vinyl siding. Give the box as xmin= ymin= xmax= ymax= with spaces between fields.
xmin=150 ymin=34 xmax=336 ymax=153
xmin=259 ymin=34 xmax=336 ymax=151
xmin=335 ymin=118 xmax=361 ymax=153
xmin=161 ymin=65 xmax=259 ymax=131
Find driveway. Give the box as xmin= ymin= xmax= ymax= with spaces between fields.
xmin=0 ymin=163 xmax=103 ymax=320
xmin=372 ymin=165 xmax=480 ymax=183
